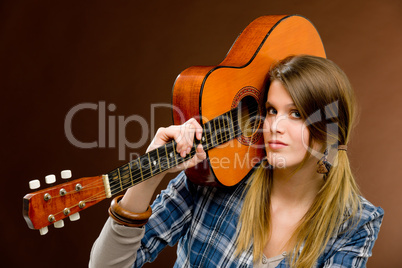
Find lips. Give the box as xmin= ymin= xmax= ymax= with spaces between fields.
xmin=268 ymin=140 xmax=288 ymax=150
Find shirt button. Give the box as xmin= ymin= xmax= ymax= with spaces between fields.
xmin=262 ymin=255 xmax=268 ymax=264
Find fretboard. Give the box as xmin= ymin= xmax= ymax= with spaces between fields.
xmin=106 ymin=107 xmax=241 ymax=195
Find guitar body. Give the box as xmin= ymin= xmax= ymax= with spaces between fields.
xmin=172 ymin=15 xmax=326 ymax=186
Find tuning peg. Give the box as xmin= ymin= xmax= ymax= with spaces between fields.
xmin=69 ymin=212 xmax=80 ymax=221
xmin=45 ymin=174 xmax=56 ymax=184
xmin=39 ymin=226 xmax=48 ymax=235
xmin=29 ymin=179 xmax=41 ymax=190
xmin=54 ymin=220 xmax=64 ymax=228
xmin=61 ymin=170 xmax=72 ymax=179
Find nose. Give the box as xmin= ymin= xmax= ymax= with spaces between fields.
xmin=268 ymin=114 xmax=287 ymax=134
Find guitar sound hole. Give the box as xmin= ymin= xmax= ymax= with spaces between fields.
xmin=237 ymin=95 xmax=260 ymax=138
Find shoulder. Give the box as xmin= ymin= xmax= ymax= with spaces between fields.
xmin=319 ymin=196 xmax=384 ymax=267
xmin=335 ymin=196 xmax=384 ymax=235
xmin=339 ymin=196 xmax=384 ymax=244
xmin=350 ymin=196 xmax=384 ymax=239
xmin=358 ymin=196 xmax=384 ymax=226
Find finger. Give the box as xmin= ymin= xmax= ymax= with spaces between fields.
xmin=195 ymin=144 xmax=206 ymax=161
xmin=178 ymin=119 xmax=197 ymax=157
xmin=184 ymin=123 xmax=196 ymax=155
xmin=188 ymin=144 xmax=207 ymax=167
xmin=187 ymin=118 xmax=203 ymax=140
xmin=176 ymin=125 xmax=188 ymax=157
xmin=184 ymin=119 xmax=204 ymax=155
xmin=147 ymin=126 xmax=181 ymax=153
xmin=172 ymin=144 xmax=206 ymax=172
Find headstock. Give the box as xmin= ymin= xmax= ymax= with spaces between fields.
xmin=23 ymin=170 xmax=109 ymax=235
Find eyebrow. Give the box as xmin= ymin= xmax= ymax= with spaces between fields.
xmin=265 ymin=101 xmax=297 ymax=108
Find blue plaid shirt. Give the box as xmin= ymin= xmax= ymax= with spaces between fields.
xmin=134 ymin=172 xmax=384 ymax=267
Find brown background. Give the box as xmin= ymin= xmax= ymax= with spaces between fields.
xmin=1 ymin=0 xmax=400 ymax=267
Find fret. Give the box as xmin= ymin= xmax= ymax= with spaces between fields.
xmin=156 ymin=147 xmax=162 ymax=173
xmin=229 ymin=109 xmax=234 ymax=140
xmin=108 ymin=169 xmax=121 ymax=195
xmin=209 ymin=120 xmax=215 ymax=148
xmin=152 ymin=153 xmax=160 ymax=175
xmin=120 ymin=165 xmax=129 ymax=188
xmin=105 ymin=105 xmax=255 ymax=196
xmin=172 ymin=141 xmax=178 ymax=166
xmin=139 ymin=154 xmax=150 ymax=181
xmin=128 ymin=160 xmax=134 ymax=185
xmin=138 ymin=157 xmax=144 ymax=182
xmin=157 ymin=146 xmax=166 ymax=171
xmin=217 ymin=117 xmax=223 ymax=145
xmin=212 ymin=119 xmax=218 ymax=146
xmin=224 ymin=112 xmax=233 ymax=142
xmin=128 ymin=161 xmax=134 ymax=185
xmin=164 ymin=144 xmax=170 ymax=169
xmin=117 ymin=168 xmax=123 ymax=191
xmin=129 ymin=159 xmax=142 ymax=185
xmin=218 ymin=116 xmax=223 ymax=144
xmin=119 ymin=164 xmax=130 ymax=190
xmin=222 ymin=114 xmax=230 ymax=143
xmin=166 ymin=142 xmax=175 ymax=168
xmin=147 ymin=153 xmax=153 ymax=177
xmin=231 ymin=108 xmax=240 ymax=139
xmin=203 ymin=123 xmax=210 ymax=150
xmin=201 ymin=131 xmax=207 ymax=150
xmin=227 ymin=114 xmax=233 ymax=140
xmin=223 ymin=116 xmax=229 ymax=143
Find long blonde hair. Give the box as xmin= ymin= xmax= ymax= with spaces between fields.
xmin=236 ymin=55 xmax=361 ymax=267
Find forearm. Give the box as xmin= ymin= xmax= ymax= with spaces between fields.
xmin=119 ymin=120 xmax=205 ymax=213
xmin=119 ymin=172 xmax=166 ymax=213
xmin=89 ymin=218 xmax=145 ymax=268
xmin=90 ymin=119 xmax=205 ymax=266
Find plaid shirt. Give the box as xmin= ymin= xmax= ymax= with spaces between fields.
xmin=134 ymin=172 xmax=384 ymax=267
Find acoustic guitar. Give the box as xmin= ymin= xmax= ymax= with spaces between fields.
xmin=23 ymin=15 xmax=326 ymax=235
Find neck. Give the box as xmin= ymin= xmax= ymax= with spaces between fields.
xmin=270 ymin=159 xmax=324 ymax=208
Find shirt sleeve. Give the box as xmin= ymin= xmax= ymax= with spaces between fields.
xmin=134 ymin=172 xmax=196 ymax=267
xmin=89 ymin=217 xmax=145 ymax=268
xmin=89 ymin=172 xmax=196 ymax=268
xmin=322 ymin=204 xmax=384 ymax=268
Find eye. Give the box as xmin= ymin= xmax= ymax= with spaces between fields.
xmin=266 ymin=106 xmax=277 ymax=116
xmin=290 ymin=110 xmax=301 ymax=119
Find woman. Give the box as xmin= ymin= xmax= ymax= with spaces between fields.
xmin=90 ymin=55 xmax=383 ymax=268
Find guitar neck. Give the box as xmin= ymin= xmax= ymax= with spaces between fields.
xmin=105 ymin=107 xmax=241 ymax=196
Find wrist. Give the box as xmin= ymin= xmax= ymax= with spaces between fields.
xmin=108 ymin=195 xmax=152 ymax=227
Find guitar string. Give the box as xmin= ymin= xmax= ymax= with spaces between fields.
xmin=74 ymin=109 xmax=261 ymax=198
xmin=71 ymin=110 xmax=258 ymax=204
xmin=47 ymin=108 xmax=263 ymax=219
xmin=106 ymin=109 xmax=262 ymax=195
xmin=47 ymin=126 xmax=263 ymax=222
xmin=53 ymin=108 xmax=261 ymax=201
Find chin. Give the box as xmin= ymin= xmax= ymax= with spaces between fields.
xmin=266 ymin=152 xmax=307 ymax=170
xmin=266 ymin=151 xmax=287 ymax=169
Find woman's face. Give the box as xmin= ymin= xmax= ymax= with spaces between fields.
xmin=263 ymin=80 xmax=311 ymax=169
